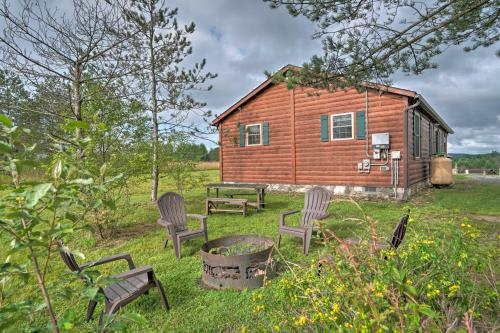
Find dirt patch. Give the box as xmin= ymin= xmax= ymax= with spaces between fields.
xmin=469 ymin=215 xmax=500 ymax=223
xmin=96 ymin=221 xmax=161 ymax=247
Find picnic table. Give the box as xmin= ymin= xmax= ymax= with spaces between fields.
xmin=206 ymin=183 xmax=268 ymax=210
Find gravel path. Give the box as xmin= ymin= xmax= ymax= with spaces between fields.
xmin=467 ymin=175 xmax=500 ymax=184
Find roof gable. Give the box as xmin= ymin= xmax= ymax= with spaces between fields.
xmin=211 ymin=65 xmax=452 ymax=133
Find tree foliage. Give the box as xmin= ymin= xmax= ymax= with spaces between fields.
xmin=122 ymin=0 xmax=217 ymax=201
xmin=0 ymin=116 xmax=127 ymax=331
xmin=0 ymin=0 xmax=133 ymax=154
xmin=265 ymin=0 xmax=499 ymax=89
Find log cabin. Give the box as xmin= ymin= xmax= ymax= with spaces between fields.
xmin=212 ymin=65 xmax=453 ymax=199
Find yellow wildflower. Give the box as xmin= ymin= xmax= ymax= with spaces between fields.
xmin=295 ymin=315 xmax=307 ymax=326
xmin=448 ymin=284 xmax=460 ymax=296
xmin=253 ymin=305 xmax=264 ymax=313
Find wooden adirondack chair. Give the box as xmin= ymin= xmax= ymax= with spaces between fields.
xmin=157 ymin=192 xmax=208 ymax=259
xmin=58 ymin=241 xmax=169 ymax=329
xmin=278 ymin=187 xmax=332 ymax=255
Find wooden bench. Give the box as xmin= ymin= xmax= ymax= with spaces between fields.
xmin=225 ymin=192 xmax=256 ymax=198
xmin=206 ymin=197 xmax=248 ymax=217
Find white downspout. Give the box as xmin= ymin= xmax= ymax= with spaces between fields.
xmin=365 ymin=88 xmax=370 ymax=158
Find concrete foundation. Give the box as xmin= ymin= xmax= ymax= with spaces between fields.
xmin=222 ymin=182 xmax=410 ymax=200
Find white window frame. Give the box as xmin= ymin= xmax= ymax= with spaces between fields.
xmin=245 ymin=123 xmax=262 ymax=146
xmin=414 ymin=112 xmax=422 ymax=159
xmin=331 ymin=112 xmax=354 ymax=141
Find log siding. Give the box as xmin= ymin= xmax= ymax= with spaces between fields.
xmin=214 ymin=66 xmax=452 ymax=197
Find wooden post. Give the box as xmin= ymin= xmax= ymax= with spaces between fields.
xmin=256 ymin=189 xmax=261 ymax=210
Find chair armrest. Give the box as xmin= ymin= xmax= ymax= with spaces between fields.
xmin=81 ymin=253 xmax=136 ymax=270
xmin=112 ymin=265 xmax=153 ymax=280
xmin=279 ymin=210 xmax=301 ymax=227
xmin=188 ymin=213 xmax=208 ymax=231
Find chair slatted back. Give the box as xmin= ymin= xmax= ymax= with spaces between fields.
xmin=157 ymin=192 xmax=188 ymax=232
xmin=301 ymin=187 xmax=332 ymax=227
xmin=57 ymin=240 xmax=81 ymax=272
xmin=390 ymin=212 xmax=410 ymax=249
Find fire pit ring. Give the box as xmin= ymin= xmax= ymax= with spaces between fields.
xmin=200 ymin=235 xmax=275 ymax=290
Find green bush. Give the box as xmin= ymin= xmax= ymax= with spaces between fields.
xmin=252 ymin=212 xmax=498 ymax=332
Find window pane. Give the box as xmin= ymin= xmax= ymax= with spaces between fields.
xmin=332 ymin=114 xmax=353 ymax=139
xmin=246 ymin=125 xmax=261 ymax=145
xmin=247 ymin=125 xmax=260 ymax=134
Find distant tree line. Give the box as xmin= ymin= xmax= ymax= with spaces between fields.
xmin=451 ymin=151 xmax=500 ymax=170
xmin=171 ymin=143 xmax=219 ymax=161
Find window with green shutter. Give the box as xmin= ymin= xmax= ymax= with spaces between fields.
xmin=320 ymin=114 xmax=328 ymax=142
xmin=331 ymin=113 xmax=354 ymax=140
xmin=262 ymin=121 xmax=269 ymax=145
xmin=356 ymin=111 xmax=365 ymax=140
xmin=239 ymin=124 xmax=245 ymax=147
xmin=245 ymin=124 xmax=262 ymax=146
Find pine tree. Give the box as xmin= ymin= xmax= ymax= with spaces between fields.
xmin=122 ymin=0 xmax=216 ymax=201
xmin=265 ymin=0 xmax=499 ymax=88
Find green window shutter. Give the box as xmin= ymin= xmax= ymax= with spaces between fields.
xmin=356 ymin=111 xmax=365 ymax=140
xmin=239 ymin=124 xmax=245 ymax=147
xmin=320 ymin=114 xmax=328 ymax=142
xmin=262 ymin=121 xmax=269 ymax=145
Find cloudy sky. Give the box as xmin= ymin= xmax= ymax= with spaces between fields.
xmin=13 ymin=0 xmax=500 ymax=154
xmin=168 ymin=0 xmax=500 ymax=154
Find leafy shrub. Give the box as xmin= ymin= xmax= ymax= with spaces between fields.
xmin=252 ymin=208 xmax=498 ymax=332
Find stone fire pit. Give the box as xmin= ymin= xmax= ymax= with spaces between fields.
xmin=200 ymin=235 xmax=275 ymax=290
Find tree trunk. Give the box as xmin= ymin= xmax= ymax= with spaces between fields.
xmin=151 ymin=107 xmax=159 ymax=202
xmin=149 ymin=14 xmax=159 ymax=202
xmin=71 ymin=64 xmax=84 ymax=159
xmin=32 ymin=253 xmax=59 ymax=332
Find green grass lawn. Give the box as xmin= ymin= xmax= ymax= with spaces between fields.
xmin=2 ymin=172 xmax=499 ymax=332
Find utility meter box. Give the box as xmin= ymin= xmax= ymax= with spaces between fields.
xmin=391 ymin=150 xmax=401 ymax=159
xmin=372 ymin=133 xmax=390 ymax=149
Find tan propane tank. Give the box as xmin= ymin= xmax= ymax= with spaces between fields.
xmin=430 ymin=156 xmax=454 ymax=186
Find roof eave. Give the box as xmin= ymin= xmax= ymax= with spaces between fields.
xmin=416 ymin=94 xmax=454 ymax=134
xmin=211 ymin=64 xmax=296 ymax=126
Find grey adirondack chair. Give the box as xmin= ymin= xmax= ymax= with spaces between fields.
xmin=157 ymin=192 xmax=208 ymax=259
xmin=344 ymin=210 xmax=410 ymax=250
xmin=318 ymin=211 xmax=410 ymax=275
xmin=58 ymin=241 xmax=169 ymax=329
xmin=278 ymin=187 xmax=332 ymax=255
